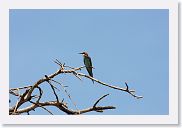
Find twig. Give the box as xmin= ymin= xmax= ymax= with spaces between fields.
xmin=29 ymin=101 xmax=53 ymax=115
xmin=54 ymin=59 xmax=64 ymax=70
xmin=50 ymin=79 xmax=79 ymax=111
xmin=9 ymin=90 xmax=19 ymax=96
xmin=124 ymin=82 xmax=143 ymax=99
xmin=93 ymin=94 xmax=110 ymax=108
xmin=45 ymin=75 xmax=59 ymax=103
xmin=77 ymin=72 xmax=143 ymax=99
xmin=12 ymin=89 xmax=30 ymax=114
xmin=72 ymin=72 xmax=82 ymax=81
xmin=93 ymin=94 xmax=110 ymax=112
xmin=10 ymin=85 xmax=32 ymax=91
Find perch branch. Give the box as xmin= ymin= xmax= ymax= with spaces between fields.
xmin=76 ymin=72 xmax=143 ymax=99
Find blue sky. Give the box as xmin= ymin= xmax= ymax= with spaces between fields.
xmin=9 ymin=9 xmax=169 ymax=115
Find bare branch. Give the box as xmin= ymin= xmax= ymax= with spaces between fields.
xmin=93 ymin=94 xmax=110 ymax=108
xmin=76 ymin=72 xmax=143 ymax=99
xmin=10 ymin=85 xmax=32 ymax=91
xmin=29 ymin=101 xmax=53 ymax=115
xmin=50 ymin=78 xmax=79 ymax=111
xmin=9 ymin=59 xmax=142 ymax=115
xmin=79 ymin=106 xmax=116 ymax=114
xmin=124 ymin=82 xmax=143 ymax=99
xmin=9 ymin=90 xmax=19 ymax=96
xmin=11 ymin=99 xmax=115 ymax=115
xmin=45 ymin=75 xmax=59 ymax=103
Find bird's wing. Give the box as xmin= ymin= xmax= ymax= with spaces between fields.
xmin=86 ymin=67 xmax=93 ymax=77
xmin=84 ymin=56 xmax=92 ymax=67
xmin=88 ymin=56 xmax=92 ymax=67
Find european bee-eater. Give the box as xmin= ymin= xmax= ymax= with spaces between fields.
xmin=79 ymin=52 xmax=94 ymax=83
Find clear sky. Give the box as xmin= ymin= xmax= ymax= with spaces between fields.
xmin=9 ymin=9 xmax=169 ymax=115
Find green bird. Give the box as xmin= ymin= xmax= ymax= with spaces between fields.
xmin=79 ymin=52 xmax=94 ymax=83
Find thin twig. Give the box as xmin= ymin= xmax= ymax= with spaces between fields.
xmin=10 ymin=85 xmax=32 ymax=91
xmin=29 ymin=101 xmax=53 ymax=115
xmin=93 ymin=94 xmax=110 ymax=108
xmin=45 ymin=75 xmax=59 ymax=103
xmin=51 ymin=79 xmax=79 ymax=111
xmin=77 ymin=72 xmax=143 ymax=99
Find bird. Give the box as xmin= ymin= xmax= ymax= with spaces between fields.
xmin=79 ymin=52 xmax=94 ymax=83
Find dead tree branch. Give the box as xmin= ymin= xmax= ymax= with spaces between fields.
xmin=9 ymin=59 xmax=142 ymax=115
xmin=9 ymin=95 xmax=115 ymax=115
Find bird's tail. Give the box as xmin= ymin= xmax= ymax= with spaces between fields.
xmin=87 ymin=67 xmax=94 ymax=84
xmin=92 ymin=79 xmax=94 ymax=84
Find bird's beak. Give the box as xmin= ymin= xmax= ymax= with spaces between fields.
xmin=78 ymin=52 xmax=83 ymax=54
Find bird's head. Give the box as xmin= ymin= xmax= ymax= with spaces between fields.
xmin=79 ymin=52 xmax=88 ymax=57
